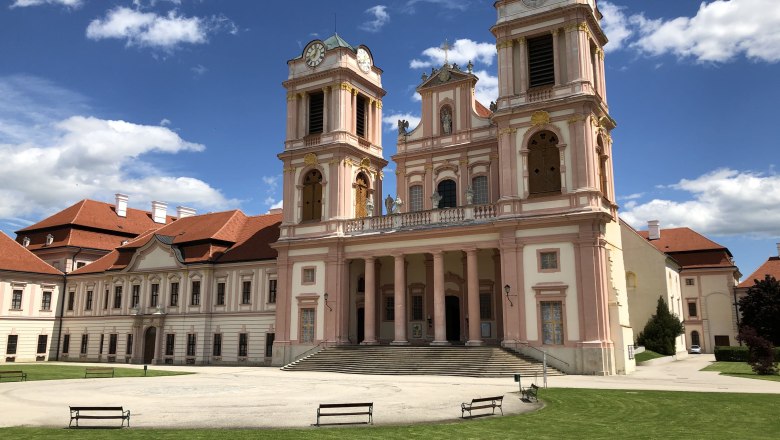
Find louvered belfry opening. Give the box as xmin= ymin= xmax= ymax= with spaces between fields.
xmin=528 ymin=34 xmax=554 ymax=89
xmin=308 ymin=91 xmax=324 ymax=134
xmin=356 ymin=94 xmax=366 ymax=138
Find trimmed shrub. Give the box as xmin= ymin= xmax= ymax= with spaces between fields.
xmin=715 ymin=345 xmax=780 ymax=362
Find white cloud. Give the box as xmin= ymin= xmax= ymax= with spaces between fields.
xmin=621 ymin=169 xmax=780 ymax=237
xmin=618 ymin=192 xmax=645 ymax=201
xmin=598 ymin=1 xmax=633 ymax=53
xmin=359 ymin=5 xmax=389 ymax=33
xmin=10 ymin=0 xmax=81 ymax=8
xmin=472 ymin=69 xmax=498 ymax=106
xmin=262 ymin=175 xmax=279 ymax=190
xmin=410 ymin=38 xmax=495 ymax=69
xmin=268 ymin=199 xmax=283 ymax=211
xmin=601 ymin=0 xmax=780 ymax=63
xmin=403 ymin=0 xmax=469 ymax=14
xmin=382 ymin=112 xmax=421 ymax=133
xmin=159 ymin=118 xmax=171 ymax=126
xmin=191 ymin=64 xmax=207 ymax=76
xmin=86 ymin=7 xmax=237 ymax=51
xmin=0 ymin=75 xmax=236 ymax=222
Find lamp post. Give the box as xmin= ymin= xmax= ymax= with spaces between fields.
xmin=324 ymin=293 xmax=332 ymax=311
xmin=504 ymin=284 xmax=513 ymax=307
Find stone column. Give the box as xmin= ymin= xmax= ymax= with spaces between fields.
xmin=466 ymin=248 xmax=483 ymax=346
xmin=552 ymin=29 xmax=561 ymax=86
xmin=351 ymin=89 xmax=358 ymax=134
xmin=391 ymin=254 xmax=409 ymax=345
xmin=431 ymin=251 xmax=449 ymax=345
xmin=362 ymin=257 xmax=377 ymax=345
xmin=516 ymin=37 xmax=528 ymax=95
xmin=323 ymin=86 xmax=330 ymax=133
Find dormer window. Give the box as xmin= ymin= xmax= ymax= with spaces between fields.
xmin=22 ymin=237 xmax=30 ymax=247
xmin=121 ymin=240 xmax=129 ymax=246
xmin=45 ymin=234 xmax=54 ymax=246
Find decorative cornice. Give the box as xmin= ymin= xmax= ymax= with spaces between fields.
xmin=499 ymin=127 xmax=517 ymax=135
xmin=286 ymin=92 xmax=296 ymax=101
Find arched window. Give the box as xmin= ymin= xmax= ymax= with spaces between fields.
xmin=409 ymin=185 xmax=423 ymax=212
xmin=528 ymin=130 xmax=561 ymax=196
xmin=302 ymin=169 xmax=323 ymax=222
xmin=354 ymin=172 xmax=369 ymax=218
xmin=691 ymin=331 xmax=700 ymax=346
xmin=437 ymin=179 xmax=456 ymax=209
xmin=471 ymin=175 xmax=488 ymax=205
xmin=440 ymin=105 xmax=453 ymax=135
xmin=597 ymin=137 xmax=609 ymax=197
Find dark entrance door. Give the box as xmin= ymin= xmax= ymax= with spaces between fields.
xmin=143 ymin=327 xmax=156 ymax=364
xmin=445 ymin=296 xmax=460 ymax=342
xmin=357 ymin=308 xmax=365 ymax=344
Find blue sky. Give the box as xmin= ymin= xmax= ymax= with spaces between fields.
xmin=1 ymin=0 xmax=779 ymax=277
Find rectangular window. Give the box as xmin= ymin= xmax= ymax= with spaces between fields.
xmin=85 ymin=291 xmax=93 ymax=310
xmin=242 ymin=281 xmax=252 ymax=304
xmin=114 ymin=286 xmax=122 ymax=309
xmin=216 ymin=282 xmax=226 ymax=306
xmin=539 ymin=250 xmax=559 ymax=271
xmin=541 ymin=301 xmax=564 ymax=345
xmin=528 ymin=34 xmax=554 ymax=88
xmin=302 ymin=268 xmax=316 ymax=284
xmin=42 ymin=291 xmax=52 ymax=311
xmin=99 ymin=334 xmax=104 ymax=354
xmin=170 ymin=282 xmax=179 ymax=306
xmin=688 ymin=302 xmax=698 ymax=318
xmin=356 ymin=94 xmax=366 ymax=138
xmin=191 ymin=281 xmax=200 ymax=306
xmin=409 ymin=185 xmax=423 ymax=212
xmin=151 ymin=283 xmax=159 ymax=307
xmin=268 ymin=279 xmax=277 ymax=304
xmin=187 ymin=334 xmax=196 ymax=357
xmin=104 ymin=289 xmax=109 ymax=309
xmin=80 ymin=334 xmax=88 ymax=355
xmin=385 ymin=296 xmax=395 ymax=321
xmin=62 ymin=334 xmax=70 ymax=354
xmin=165 ymin=334 xmax=175 ymax=356
xmin=126 ymin=334 xmax=133 ymax=355
xmin=265 ymin=333 xmax=275 ymax=358
xmin=213 ymin=333 xmax=222 ymax=357
xmin=37 ymin=335 xmax=48 ymax=354
xmin=480 ymin=293 xmax=492 ymax=320
xmin=411 ymin=295 xmax=423 ymax=321
xmin=472 ymin=175 xmax=489 ymax=205
xmin=131 ymin=285 xmax=140 ymax=308
xmin=685 ymin=278 xmax=695 ymax=286
xmin=308 ymin=91 xmax=324 ymax=134
xmin=11 ymin=290 xmax=22 ymax=310
xmin=300 ymin=308 xmax=315 ymax=343
xmin=108 ymin=334 xmax=117 ymax=355
xmin=238 ymin=333 xmax=248 ymax=357
xmin=6 ymin=335 xmax=18 ymax=355
xmin=67 ymin=291 xmax=75 ymax=311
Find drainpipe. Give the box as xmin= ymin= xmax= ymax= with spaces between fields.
xmin=54 ymin=272 xmax=67 ymax=361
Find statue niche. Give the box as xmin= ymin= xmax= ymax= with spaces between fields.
xmin=440 ymin=105 xmax=453 ymax=135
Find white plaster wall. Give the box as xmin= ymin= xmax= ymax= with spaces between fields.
xmin=345 ymin=233 xmax=499 ymax=253
xmin=0 ymin=275 xmax=61 ymax=363
xmin=289 ymin=260 xmax=326 ymax=341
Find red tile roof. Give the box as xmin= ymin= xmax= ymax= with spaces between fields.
xmin=0 ymin=232 xmax=63 ymax=275
xmin=218 ymin=214 xmax=281 ymax=263
xmin=638 ymin=227 xmax=728 ymax=254
xmin=738 ymin=257 xmax=780 ymax=288
xmin=475 ymin=100 xmax=492 ymax=118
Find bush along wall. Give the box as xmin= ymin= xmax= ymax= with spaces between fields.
xmin=714 ymin=346 xmax=780 ymax=362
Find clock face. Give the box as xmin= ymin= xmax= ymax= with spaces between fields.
xmin=356 ymin=47 xmax=372 ymax=73
xmin=305 ymin=42 xmax=325 ymax=67
xmin=522 ymin=0 xmax=547 ymax=7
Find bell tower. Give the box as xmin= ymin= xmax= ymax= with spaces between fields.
xmin=279 ymin=34 xmax=388 ymax=240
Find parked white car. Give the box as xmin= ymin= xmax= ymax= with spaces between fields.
xmin=689 ymin=345 xmax=702 ymax=354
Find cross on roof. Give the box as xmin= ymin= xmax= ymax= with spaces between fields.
xmin=441 ymin=39 xmax=450 ymax=65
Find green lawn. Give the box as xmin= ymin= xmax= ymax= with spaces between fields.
xmin=1 ymin=388 xmax=779 ymax=439
xmin=634 ymin=349 xmax=665 ymax=363
xmin=0 ymin=364 xmax=191 ymax=382
xmin=702 ymin=361 xmax=780 ymax=382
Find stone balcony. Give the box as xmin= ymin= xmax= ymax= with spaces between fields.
xmin=341 ymin=204 xmax=498 ymax=234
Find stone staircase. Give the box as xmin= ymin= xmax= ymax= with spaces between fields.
xmin=281 ymin=345 xmax=564 ymax=378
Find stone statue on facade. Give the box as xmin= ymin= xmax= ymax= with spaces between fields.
xmin=385 ymin=194 xmax=394 ymax=216
xmin=489 ymin=101 xmax=497 ymax=112
xmin=366 ymin=194 xmax=374 ymax=216
xmin=467 ymin=60 xmax=474 ymax=74
xmin=441 ymin=109 xmax=452 ymax=135
xmin=393 ymin=196 xmax=404 ymax=214
xmin=397 ymin=119 xmax=409 ymax=136
xmin=431 ymin=191 xmax=442 ymax=208
xmin=465 ymin=185 xmax=474 ymax=205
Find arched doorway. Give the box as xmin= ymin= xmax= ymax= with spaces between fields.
xmin=144 ymin=327 xmax=156 ymax=364
xmin=437 ymin=179 xmax=457 ymax=209
xmin=445 ymin=296 xmax=461 ymax=342
xmin=302 ymin=169 xmax=323 ymax=221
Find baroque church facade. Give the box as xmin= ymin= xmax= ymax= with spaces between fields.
xmin=272 ymin=0 xmax=635 ymax=375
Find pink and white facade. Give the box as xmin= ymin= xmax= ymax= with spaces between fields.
xmin=272 ymin=0 xmax=636 ymax=375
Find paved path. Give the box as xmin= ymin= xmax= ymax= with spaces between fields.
xmin=1 ymin=355 xmax=778 ymax=428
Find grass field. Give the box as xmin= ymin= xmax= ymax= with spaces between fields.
xmin=1 ymin=388 xmax=779 ymax=439
xmin=702 ymin=362 xmax=780 ymax=382
xmin=634 ymin=349 xmax=664 ymax=363
xmin=0 ymin=364 xmax=190 ymax=382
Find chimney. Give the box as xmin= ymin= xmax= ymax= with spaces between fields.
xmin=269 ymin=208 xmax=283 ymax=215
xmin=776 ymin=242 xmax=780 ymax=257
xmin=648 ymin=220 xmax=661 ymax=240
xmin=177 ymin=206 xmax=196 ymax=219
xmin=151 ymin=201 xmax=168 ymax=224
xmin=115 ymin=193 xmax=128 ymax=218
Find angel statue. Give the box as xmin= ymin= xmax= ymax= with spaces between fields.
xmin=393 ymin=196 xmax=404 ymax=214
xmin=431 ymin=191 xmax=442 ymax=208
xmin=465 ymin=185 xmax=474 ymax=205
xmin=398 ymin=119 xmax=409 ymax=136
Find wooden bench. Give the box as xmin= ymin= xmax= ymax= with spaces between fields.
xmin=84 ymin=367 xmax=114 ymax=378
xmin=461 ymin=395 xmax=504 ymax=418
xmin=316 ymin=402 xmax=373 ymax=426
xmin=0 ymin=370 xmax=27 ymax=382
xmin=69 ymin=406 xmax=130 ymax=428
xmin=522 ymin=384 xmax=540 ymax=402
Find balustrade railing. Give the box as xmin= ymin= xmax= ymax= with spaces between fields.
xmin=338 ymin=204 xmax=497 ymax=235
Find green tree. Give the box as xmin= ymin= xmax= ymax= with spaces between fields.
xmin=738 ymin=275 xmax=780 ymax=345
xmin=737 ymin=326 xmax=778 ymax=375
xmin=636 ymin=296 xmax=685 ymax=356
